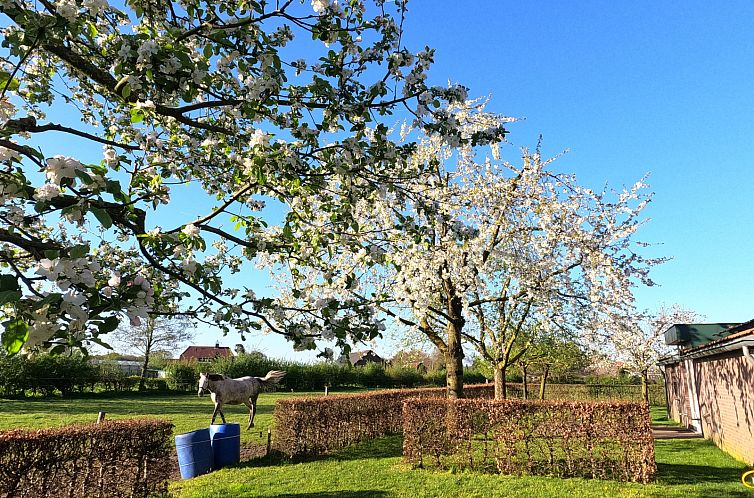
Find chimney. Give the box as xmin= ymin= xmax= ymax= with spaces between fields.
xmin=215 ymin=341 xmax=219 ymax=348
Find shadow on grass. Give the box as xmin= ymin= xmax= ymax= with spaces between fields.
xmin=237 ymin=435 xmax=404 ymax=470
xmin=254 ymin=493 xmax=387 ymax=498
xmin=656 ymin=462 xmax=746 ymax=486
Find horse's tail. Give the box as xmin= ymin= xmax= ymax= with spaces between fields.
xmin=259 ymin=370 xmax=286 ymax=387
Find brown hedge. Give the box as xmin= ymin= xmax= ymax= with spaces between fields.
xmin=0 ymin=419 xmax=174 ymax=498
xmin=273 ymin=383 xmax=495 ymax=457
xmin=402 ymin=398 xmax=655 ymax=483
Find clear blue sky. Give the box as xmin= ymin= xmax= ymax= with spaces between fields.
xmin=245 ymin=0 xmax=754 ymax=359
xmin=22 ymin=1 xmax=754 ymax=358
xmin=404 ymin=1 xmax=754 ymax=319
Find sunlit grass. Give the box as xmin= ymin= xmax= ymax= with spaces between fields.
xmin=1 ymin=394 xmax=750 ymax=497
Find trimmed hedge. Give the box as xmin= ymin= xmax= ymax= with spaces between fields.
xmin=402 ymin=398 xmax=656 ymax=483
xmin=0 ymin=419 xmax=174 ymax=497
xmin=273 ymin=384 xmax=495 ymax=457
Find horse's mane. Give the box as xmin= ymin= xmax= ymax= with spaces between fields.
xmin=207 ymin=373 xmax=226 ymax=381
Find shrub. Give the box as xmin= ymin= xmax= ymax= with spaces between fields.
xmin=402 ymin=398 xmax=656 ymax=483
xmin=143 ymin=378 xmax=169 ymax=391
xmin=165 ymin=361 xmax=199 ymax=391
xmin=273 ymin=383 xmax=495 ymax=457
xmin=0 ymin=419 xmax=174 ymax=497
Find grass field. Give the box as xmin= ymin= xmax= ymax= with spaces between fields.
xmin=1 ymin=393 xmax=751 ymax=498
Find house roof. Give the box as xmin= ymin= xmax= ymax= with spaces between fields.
xmin=659 ymin=321 xmax=754 ymax=365
xmin=349 ymin=350 xmax=383 ymax=364
xmin=180 ymin=346 xmax=233 ymax=359
xmin=663 ymin=323 xmax=741 ymax=349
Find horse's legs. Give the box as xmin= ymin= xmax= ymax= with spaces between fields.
xmin=211 ymin=402 xmax=226 ymax=424
xmin=245 ymin=395 xmax=258 ymax=429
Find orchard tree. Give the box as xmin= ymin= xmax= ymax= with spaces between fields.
xmin=114 ymin=314 xmax=193 ymax=390
xmin=604 ymin=304 xmax=700 ymax=403
xmin=278 ymin=101 xmax=661 ymax=398
xmin=0 ymin=0 xmax=504 ymax=354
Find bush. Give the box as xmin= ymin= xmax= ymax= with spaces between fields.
xmin=0 ymin=353 xmax=98 ymax=397
xmin=142 ymin=378 xmax=169 ymax=391
xmin=273 ymin=383 xmax=495 ymax=457
xmin=0 ymin=419 xmax=174 ymax=497
xmin=165 ymin=361 xmax=199 ymax=391
xmin=402 ymin=398 xmax=656 ymax=483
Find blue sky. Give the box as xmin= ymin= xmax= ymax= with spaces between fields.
xmin=213 ymin=0 xmax=754 ymax=359
xmin=17 ymin=1 xmax=754 ymax=359
xmin=402 ymin=1 xmax=754 ymax=320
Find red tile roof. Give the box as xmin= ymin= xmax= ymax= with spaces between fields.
xmin=179 ymin=346 xmax=233 ymax=361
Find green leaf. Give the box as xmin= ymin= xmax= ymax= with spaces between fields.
xmin=91 ymin=207 xmax=113 ymax=229
xmin=86 ymin=21 xmax=98 ymax=39
xmin=0 ymin=70 xmax=20 ymax=91
xmin=97 ymin=316 xmax=119 ymax=334
xmin=2 ymin=319 xmax=28 ymax=355
xmin=44 ymin=250 xmax=60 ymax=260
xmin=75 ymin=169 xmax=93 ymax=185
xmin=0 ymin=290 xmax=21 ymax=305
xmin=0 ymin=275 xmax=20 ymax=292
xmin=69 ymin=244 xmax=90 ymax=259
xmin=130 ymin=108 xmax=144 ymax=123
xmin=88 ymin=336 xmax=113 ymax=350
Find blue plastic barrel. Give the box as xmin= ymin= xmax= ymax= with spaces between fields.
xmin=209 ymin=423 xmax=241 ymax=469
xmin=175 ymin=428 xmax=213 ymax=479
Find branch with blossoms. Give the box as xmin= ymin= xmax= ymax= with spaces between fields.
xmin=0 ymin=0 xmax=507 ymax=354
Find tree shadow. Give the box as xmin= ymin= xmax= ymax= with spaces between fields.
xmin=236 ymin=435 xmax=404 ymax=469
xmin=254 ymin=493 xmax=387 ymax=498
xmin=656 ymin=462 xmax=746 ymax=485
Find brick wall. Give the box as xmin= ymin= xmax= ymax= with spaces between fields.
xmin=696 ymin=351 xmax=754 ymax=465
xmin=664 ymin=362 xmax=691 ymax=426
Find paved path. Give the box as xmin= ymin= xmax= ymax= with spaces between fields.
xmin=652 ymin=425 xmax=702 ymax=439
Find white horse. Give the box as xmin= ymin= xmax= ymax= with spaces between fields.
xmin=198 ymin=371 xmax=286 ymax=429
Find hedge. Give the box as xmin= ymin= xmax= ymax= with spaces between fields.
xmin=402 ymin=398 xmax=656 ymax=483
xmin=0 ymin=419 xmax=174 ymax=497
xmin=273 ymin=384 xmax=495 ymax=457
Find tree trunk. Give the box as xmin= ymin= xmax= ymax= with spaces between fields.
xmin=521 ymin=363 xmax=528 ymax=400
xmin=445 ymin=297 xmax=465 ymax=399
xmin=494 ymin=363 xmax=507 ymax=400
xmin=445 ymin=326 xmax=464 ymax=399
xmin=138 ymin=350 xmax=150 ymax=391
xmin=641 ymin=371 xmax=649 ymax=404
xmin=538 ymin=364 xmax=550 ymax=400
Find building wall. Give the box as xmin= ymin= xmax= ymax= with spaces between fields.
xmin=664 ymin=362 xmax=691 ymax=426
xmin=696 ymin=351 xmax=754 ymax=465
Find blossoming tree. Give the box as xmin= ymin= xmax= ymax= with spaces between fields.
xmin=279 ymin=101 xmax=663 ymax=398
xmin=0 ymin=0 xmax=504 ymax=354
xmin=603 ymin=304 xmax=700 ymax=403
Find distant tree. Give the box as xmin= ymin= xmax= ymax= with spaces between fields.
xmin=603 ymin=304 xmax=700 ymax=403
xmin=528 ymin=337 xmax=589 ymax=399
xmin=114 ymin=316 xmax=194 ymax=390
xmin=234 ymin=343 xmax=246 ymax=356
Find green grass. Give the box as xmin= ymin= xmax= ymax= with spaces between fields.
xmin=1 ymin=394 xmax=751 ymax=497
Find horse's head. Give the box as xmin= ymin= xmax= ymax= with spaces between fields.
xmin=198 ymin=373 xmax=224 ymax=396
xmin=198 ymin=372 xmax=210 ymax=397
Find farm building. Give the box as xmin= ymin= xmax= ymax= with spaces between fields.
xmin=180 ymin=343 xmax=233 ymax=362
xmin=349 ymin=349 xmax=386 ymax=367
xmin=660 ymin=320 xmax=754 ymax=464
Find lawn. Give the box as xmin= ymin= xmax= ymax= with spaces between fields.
xmin=1 ymin=393 xmax=751 ymax=498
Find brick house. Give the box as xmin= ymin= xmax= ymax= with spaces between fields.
xmin=179 ymin=342 xmax=233 ymax=362
xmin=660 ymin=320 xmax=754 ymax=464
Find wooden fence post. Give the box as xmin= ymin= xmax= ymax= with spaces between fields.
xmin=97 ymin=412 xmax=106 ymax=423
xmin=266 ymin=429 xmax=272 ymax=455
